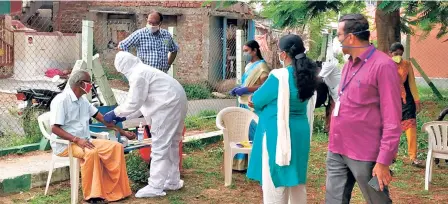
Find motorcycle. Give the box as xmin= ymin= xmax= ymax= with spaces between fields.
xmin=15 ymin=75 xmax=103 ymax=115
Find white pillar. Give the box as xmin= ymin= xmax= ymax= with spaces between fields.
xmin=82 ymin=20 xmax=94 ymax=74
xmin=168 ymin=26 xmax=176 ymax=78
xmin=236 ymin=29 xmax=244 ymax=85
xmin=81 ymin=20 xmax=94 ymax=101
xmin=92 ymin=54 xmax=117 ymax=106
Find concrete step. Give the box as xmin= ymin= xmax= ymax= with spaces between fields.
xmin=0 ymin=131 xmax=223 ymax=195
xmin=0 ymin=151 xmax=70 ymax=195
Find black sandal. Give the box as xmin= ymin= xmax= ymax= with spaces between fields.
xmin=87 ymin=198 xmax=109 ymax=204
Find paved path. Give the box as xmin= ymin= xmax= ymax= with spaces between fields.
xmin=0 ymin=151 xmax=69 ymax=180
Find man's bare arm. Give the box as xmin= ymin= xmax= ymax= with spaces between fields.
xmin=168 ymin=51 xmax=178 ymax=66
xmin=95 ymin=112 xmax=136 ymax=139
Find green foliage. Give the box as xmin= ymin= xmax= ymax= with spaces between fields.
xmin=410 ymin=1 xmax=448 ymax=39
xmin=306 ymin=1 xmax=343 ymax=19
xmin=377 ymin=1 xmax=402 ymax=13
xmin=261 ymin=1 xmax=309 ymax=29
xmin=261 ymin=1 xmax=343 ymax=29
xmin=182 ymin=84 xmax=212 ymax=100
xmin=0 ymin=108 xmax=46 ymax=149
xmin=184 ymin=139 xmax=206 ymax=153
xmin=185 ymin=110 xmax=217 ymax=131
xmin=379 ymin=1 xmax=448 ymax=40
xmin=197 ymin=109 xmax=217 ymax=118
xmin=307 ymin=17 xmax=326 ymax=60
xmin=104 ymin=67 xmax=128 ymax=83
xmin=125 ymin=151 xmax=148 ymax=190
xmin=21 ymin=108 xmax=44 ymax=139
xmin=201 ymin=0 xmax=239 ymax=8
xmin=22 ymin=188 xmax=71 ymax=204
xmin=339 ymin=1 xmax=366 ymax=16
xmin=182 ymin=156 xmax=194 ymax=169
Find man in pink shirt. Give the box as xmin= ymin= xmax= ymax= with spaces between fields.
xmin=325 ymin=14 xmax=402 ymax=204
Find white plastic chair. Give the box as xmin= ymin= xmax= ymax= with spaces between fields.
xmin=38 ymin=112 xmax=108 ymax=204
xmin=216 ymin=107 xmax=258 ymax=186
xmin=422 ymin=121 xmax=448 ymax=190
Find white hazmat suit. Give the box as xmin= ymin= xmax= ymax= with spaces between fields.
xmin=113 ymin=51 xmax=188 ymax=198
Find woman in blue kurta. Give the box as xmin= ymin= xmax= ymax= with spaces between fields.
xmin=230 ymin=40 xmax=270 ymax=171
xmin=247 ymin=34 xmax=318 ymax=203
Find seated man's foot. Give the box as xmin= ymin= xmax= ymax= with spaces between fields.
xmin=86 ymin=198 xmax=108 ymax=204
xmin=135 ymin=185 xmax=166 ymax=198
xmin=411 ymin=159 xmax=425 ymax=168
xmin=164 ymin=179 xmax=184 ymax=191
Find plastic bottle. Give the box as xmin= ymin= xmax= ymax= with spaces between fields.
xmin=137 ymin=122 xmax=144 ymax=142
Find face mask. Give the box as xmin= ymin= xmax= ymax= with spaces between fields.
xmin=278 ymin=53 xmax=285 ymax=67
xmin=392 ymin=55 xmax=402 ymax=63
xmin=243 ymin=52 xmax=252 ymax=62
xmin=343 ymin=54 xmax=350 ymax=62
xmin=81 ymin=82 xmax=93 ymax=94
xmin=339 ymin=30 xmax=371 ymax=49
xmin=146 ymin=24 xmax=159 ymax=33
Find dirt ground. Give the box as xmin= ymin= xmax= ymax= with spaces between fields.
xmin=2 ymin=88 xmax=448 ymax=203
xmin=109 ymin=79 xmax=129 ymax=91
xmin=3 ymin=138 xmax=448 ymax=204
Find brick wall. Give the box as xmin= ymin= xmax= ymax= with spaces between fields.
xmin=175 ymin=14 xmax=209 ymax=83
xmin=53 ymin=1 xmax=89 ymax=33
xmin=52 ymin=1 xmax=251 ymax=83
xmin=90 ymin=1 xmax=205 ymax=8
xmin=53 ymin=1 xmax=207 ymax=33
xmin=410 ymin=26 xmax=448 ymax=79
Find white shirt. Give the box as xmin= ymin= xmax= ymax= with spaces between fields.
xmin=319 ymin=59 xmax=341 ymax=101
xmin=49 ymin=88 xmax=98 ymax=155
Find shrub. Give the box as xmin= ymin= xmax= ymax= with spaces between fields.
xmin=21 ymin=108 xmax=44 ymax=139
xmin=182 ymin=84 xmax=212 ymax=100
xmin=125 ymin=151 xmax=148 ymax=191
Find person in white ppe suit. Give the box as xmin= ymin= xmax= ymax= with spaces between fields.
xmin=104 ymin=51 xmax=188 ymax=198
xmin=319 ymin=38 xmax=342 ymax=133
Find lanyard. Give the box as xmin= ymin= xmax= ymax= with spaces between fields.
xmin=339 ymin=48 xmax=376 ymax=97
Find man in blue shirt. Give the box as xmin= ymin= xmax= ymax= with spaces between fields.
xmin=118 ymin=11 xmax=179 ymax=73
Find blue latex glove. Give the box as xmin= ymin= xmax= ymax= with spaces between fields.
xmin=115 ymin=117 xmax=126 ymax=123
xmin=104 ymin=110 xmax=118 ymax=123
xmin=234 ymin=87 xmax=250 ymax=96
xmin=229 ymin=86 xmax=241 ymax=96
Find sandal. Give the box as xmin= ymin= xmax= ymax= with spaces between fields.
xmin=411 ymin=159 xmax=425 ymax=168
xmin=86 ymin=198 xmax=109 ymax=204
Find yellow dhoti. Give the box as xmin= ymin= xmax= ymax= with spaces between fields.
xmin=58 ymin=139 xmax=132 ymax=202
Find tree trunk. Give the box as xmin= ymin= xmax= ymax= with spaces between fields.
xmin=375 ymin=2 xmax=401 ymax=54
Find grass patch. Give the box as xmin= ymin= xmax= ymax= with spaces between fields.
xmin=16 ymin=187 xmax=72 ymax=204
xmin=185 ymin=110 xmax=217 ymax=132
xmin=184 ymin=139 xmax=206 ymax=153
xmin=182 ymin=156 xmax=195 ymax=169
xmin=168 ymin=195 xmax=185 ymax=204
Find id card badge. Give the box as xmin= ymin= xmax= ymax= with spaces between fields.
xmin=333 ymin=100 xmax=341 ymax=116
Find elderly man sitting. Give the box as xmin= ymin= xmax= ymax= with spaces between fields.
xmin=50 ymin=70 xmax=134 ymax=203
